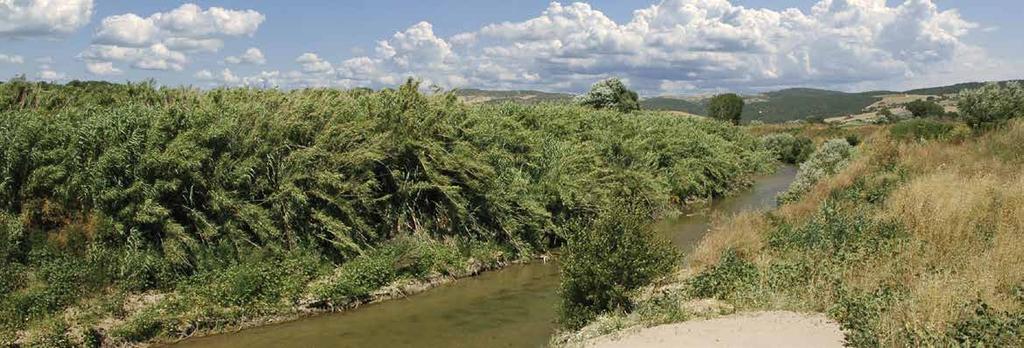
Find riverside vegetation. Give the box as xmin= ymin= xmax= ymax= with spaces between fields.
xmin=557 ymin=82 xmax=1024 ymax=347
xmin=0 ymin=78 xmax=774 ymax=346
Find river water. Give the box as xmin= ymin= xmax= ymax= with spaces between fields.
xmin=170 ymin=165 xmax=797 ymax=348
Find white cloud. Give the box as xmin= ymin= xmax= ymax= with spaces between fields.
xmin=0 ymin=0 xmax=93 ymax=38
xmin=37 ymin=68 xmax=66 ymax=81
xmin=81 ymin=43 xmax=187 ymax=71
xmin=0 ymin=54 xmax=24 ymax=64
xmin=194 ymin=69 xmax=214 ymax=80
xmin=85 ymin=61 xmax=122 ymax=75
xmin=310 ymin=0 xmax=988 ymax=94
xmin=296 ymin=53 xmax=334 ymax=73
xmin=226 ymin=47 xmax=266 ymax=65
xmin=83 ymin=3 xmax=264 ymax=72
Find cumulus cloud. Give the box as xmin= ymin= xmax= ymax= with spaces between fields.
xmin=0 ymin=54 xmax=24 ymax=64
xmin=0 ymin=0 xmax=93 ymax=38
xmin=36 ymin=65 xmax=66 ymax=81
xmin=82 ymin=3 xmax=264 ymax=72
xmin=296 ymin=53 xmax=334 ymax=73
xmin=298 ymin=0 xmax=986 ymax=93
xmin=85 ymin=61 xmax=122 ymax=75
xmin=225 ymin=47 xmax=266 ymax=65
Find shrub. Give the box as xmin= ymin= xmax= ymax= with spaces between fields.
xmin=707 ymin=93 xmax=744 ymax=125
xmin=958 ymin=81 xmax=1024 ymax=129
xmin=559 ymin=202 xmax=679 ymax=329
xmin=575 ymin=78 xmax=640 ymax=112
xmin=760 ymin=133 xmax=814 ymax=164
xmin=778 ymin=139 xmax=854 ymax=203
xmin=845 ymin=134 xmax=862 ymax=146
xmin=904 ymin=99 xmax=945 ymax=118
xmin=687 ymin=249 xmax=758 ymax=300
xmin=889 ymin=119 xmax=956 ymax=141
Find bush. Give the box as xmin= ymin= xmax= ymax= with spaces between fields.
xmin=889 ymin=119 xmax=956 ymax=141
xmin=958 ymin=81 xmax=1024 ymax=129
xmin=904 ymin=99 xmax=945 ymax=118
xmin=575 ymin=78 xmax=640 ymax=112
xmin=559 ymin=202 xmax=679 ymax=329
xmin=845 ymin=134 xmax=862 ymax=146
xmin=687 ymin=249 xmax=757 ymax=300
xmin=778 ymin=139 xmax=854 ymax=203
xmin=760 ymin=133 xmax=814 ymax=164
xmin=707 ymin=93 xmax=744 ymax=125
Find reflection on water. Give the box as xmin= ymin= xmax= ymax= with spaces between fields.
xmin=169 ymin=165 xmax=796 ymax=348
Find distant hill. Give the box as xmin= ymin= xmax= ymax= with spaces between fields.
xmin=452 ymin=79 xmax=1021 ymax=123
xmin=903 ymin=80 xmax=1022 ymax=96
xmin=741 ymin=88 xmax=882 ymax=123
xmin=640 ymin=97 xmax=706 ymax=115
xmin=455 ymin=89 xmax=573 ymax=104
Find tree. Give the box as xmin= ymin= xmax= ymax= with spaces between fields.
xmin=707 ymin=93 xmax=744 ymax=125
xmin=575 ymin=78 xmax=640 ymax=112
xmin=904 ymin=99 xmax=944 ymax=118
xmin=958 ymin=81 xmax=1024 ymax=129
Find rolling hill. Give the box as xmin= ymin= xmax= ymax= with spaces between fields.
xmin=451 ymin=80 xmax=1020 ymax=123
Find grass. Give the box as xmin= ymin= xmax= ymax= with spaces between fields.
xmin=559 ymin=119 xmax=1024 ymax=347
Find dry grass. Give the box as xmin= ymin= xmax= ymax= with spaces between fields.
xmin=689 ymin=212 xmax=768 ymax=270
xmin=684 ymin=120 xmax=1024 ymax=345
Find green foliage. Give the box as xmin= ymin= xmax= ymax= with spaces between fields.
xmin=778 ymin=139 xmax=854 ymax=203
xmin=889 ymin=119 xmax=957 ymax=141
xmin=0 ymin=80 xmax=773 ymax=343
xmin=559 ymin=202 xmax=679 ymax=330
xmin=958 ymin=81 xmax=1024 ymax=129
xmin=844 ymin=134 xmax=862 ymax=146
xmin=903 ymin=99 xmax=945 ymax=118
xmin=948 ymin=300 xmax=1024 ymax=346
xmin=577 ymin=78 xmax=638 ymax=112
xmin=687 ymin=249 xmax=758 ymax=300
xmin=574 ymin=78 xmax=640 ymax=112
xmin=760 ymin=133 xmax=814 ymax=164
xmin=707 ymin=93 xmax=744 ymax=125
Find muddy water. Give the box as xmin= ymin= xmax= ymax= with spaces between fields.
xmin=170 ymin=165 xmax=796 ymax=348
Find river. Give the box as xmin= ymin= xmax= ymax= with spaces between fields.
xmin=169 ymin=165 xmax=797 ymax=348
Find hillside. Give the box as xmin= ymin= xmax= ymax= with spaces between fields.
xmin=742 ymin=88 xmax=881 ymax=123
xmin=454 ymin=88 xmax=573 ymax=104
xmin=443 ymin=79 xmax=1020 ymax=123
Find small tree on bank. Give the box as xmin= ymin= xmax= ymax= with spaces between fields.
xmin=708 ymin=93 xmax=744 ymax=125
xmin=575 ymin=78 xmax=641 ymax=112
xmin=904 ymin=99 xmax=944 ymax=118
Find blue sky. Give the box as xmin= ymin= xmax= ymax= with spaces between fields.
xmin=1 ymin=0 xmax=1022 ymax=95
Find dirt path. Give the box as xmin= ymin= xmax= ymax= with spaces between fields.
xmin=588 ymin=311 xmax=845 ymax=348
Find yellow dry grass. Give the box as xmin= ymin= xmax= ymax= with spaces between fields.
xmin=692 ymin=120 xmax=1024 ymax=345
xmin=689 ymin=212 xmax=768 ymax=270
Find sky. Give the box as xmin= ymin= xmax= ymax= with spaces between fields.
xmin=1 ymin=0 xmax=1022 ymax=95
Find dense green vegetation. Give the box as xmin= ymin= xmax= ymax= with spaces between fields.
xmin=958 ymin=81 xmax=1024 ymax=129
xmin=777 ymin=138 xmax=855 ymax=204
xmin=574 ymin=78 xmax=641 ymax=112
xmin=559 ymin=202 xmax=679 ymax=329
xmin=708 ymin=93 xmax=744 ymax=125
xmin=0 ymin=79 xmax=772 ymax=345
xmin=759 ymin=133 xmax=814 ymax=164
xmin=903 ymin=99 xmax=945 ymax=118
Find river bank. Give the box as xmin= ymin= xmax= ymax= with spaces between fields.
xmin=161 ymin=165 xmax=797 ymax=347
